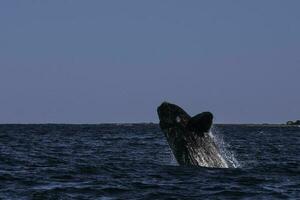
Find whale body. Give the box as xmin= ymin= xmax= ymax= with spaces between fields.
xmin=157 ymin=102 xmax=228 ymax=168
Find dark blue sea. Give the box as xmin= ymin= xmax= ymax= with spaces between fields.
xmin=0 ymin=124 xmax=299 ymax=199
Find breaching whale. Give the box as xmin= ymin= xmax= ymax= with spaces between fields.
xmin=157 ymin=102 xmax=228 ymax=168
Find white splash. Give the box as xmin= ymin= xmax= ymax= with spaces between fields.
xmin=211 ymin=126 xmax=240 ymax=168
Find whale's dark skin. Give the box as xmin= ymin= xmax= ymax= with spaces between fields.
xmin=157 ymin=102 xmax=228 ymax=168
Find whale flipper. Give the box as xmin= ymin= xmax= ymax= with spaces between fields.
xmin=186 ymin=112 xmax=213 ymax=137
xmin=157 ymin=102 xmax=228 ymax=168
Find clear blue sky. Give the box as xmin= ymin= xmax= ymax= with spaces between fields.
xmin=0 ymin=1 xmax=299 ymax=123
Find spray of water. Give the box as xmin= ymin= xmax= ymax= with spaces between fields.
xmin=211 ymin=126 xmax=240 ymax=168
xmin=163 ymin=126 xmax=240 ymax=168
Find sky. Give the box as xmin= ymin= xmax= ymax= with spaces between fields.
xmin=0 ymin=1 xmax=299 ymax=124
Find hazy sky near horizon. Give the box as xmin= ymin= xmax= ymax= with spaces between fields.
xmin=0 ymin=1 xmax=299 ymax=123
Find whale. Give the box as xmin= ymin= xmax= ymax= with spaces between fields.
xmin=157 ymin=102 xmax=228 ymax=168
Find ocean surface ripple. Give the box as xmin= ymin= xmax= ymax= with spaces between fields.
xmin=0 ymin=124 xmax=299 ymax=199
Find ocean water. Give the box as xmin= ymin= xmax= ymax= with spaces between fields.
xmin=0 ymin=124 xmax=299 ymax=199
